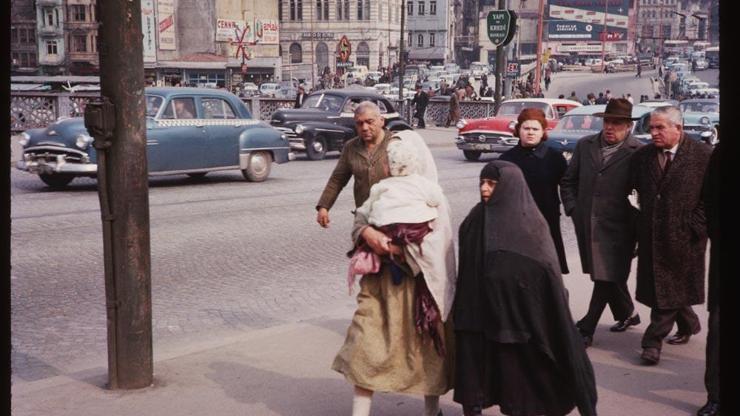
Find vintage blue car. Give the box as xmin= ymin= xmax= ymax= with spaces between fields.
xmin=17 ymin=87 xmax=292 ymax=187
xmin=546 ymin=104 xmax=654 ymax=161
xmin=679 ymin=98 xmax=719 ymax=146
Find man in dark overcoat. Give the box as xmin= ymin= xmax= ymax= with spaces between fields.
xmin=629 ymin=106 xmax=712 ymax=365
xmin=411 ymin=84 xmax=429 ymax=129
xmin=560 ymin=98 xmax=643 ymax=348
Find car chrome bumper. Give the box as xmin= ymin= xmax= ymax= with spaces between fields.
xmin=289 ymin=138 xmax=306 ymax=151
xmin=16 ymin=159 xmax=97 ymax=175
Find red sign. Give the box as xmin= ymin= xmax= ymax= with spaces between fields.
xmin=337 ymin=36 xmax=352 ymax=62
xmin=159 ymin=15 xmax=174 ymax=32
xmin=599 ymin=32 xmax=625 ymax=41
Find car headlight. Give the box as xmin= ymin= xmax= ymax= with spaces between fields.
xmin=75 ymin=133 xmax=94 ymax=149
xmin=700 ymin=116 xmax=710 ymax=125
xmin=295 ymin=124 xmax=305 ymax=135
xmin=508 ymin=121 xmax=517 ymax=131
xmin=18 ymin=132 xmax=30 ymax=147
xmin=456 ymin=119 xmax=467 ymax=129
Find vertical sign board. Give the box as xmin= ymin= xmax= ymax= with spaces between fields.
xmin=157 ymin=0 xmax=176 ymax=50
xmin=487 ymin=10 xmax=517 ymax=47
xmin=547 ymin=0 xmax=630 ymax=42
xmin=141 ymin=0 xmax=157 ymax=62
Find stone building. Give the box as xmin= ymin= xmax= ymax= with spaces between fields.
xmin=406 ymin=0 xmax=455 ymax=64
xmin=64 ymin=0 xmax=99 ymax=75
xmin=278 ymin=0 xmax=403 ymax=85
xmin=636 ymin=0 xmax=715 ymax=55
xmin=36 ymin=0 xmax=66 ymax=75
xmin=11 ymin=0 xmax=39 ymax=75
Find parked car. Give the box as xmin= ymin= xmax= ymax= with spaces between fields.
xmin=545 ymin=104 xmax=654 ymax=161
xmin=679 ymin=98 xmax=719 ymax=145
xmin=240 ymin=82 xmax=259 ymax=97
xmin=469 ymin=61 xmax=490 ymax=80
xmin=693 ymin=58 xmax=709 ymax=70
xmin=269 ymin=88 xmax=412 ymax=160
xmin=454 ymin=98 xmax=581 ymax=161
xmin=16 ymin=87 xmax=292 ymax=188
xmin=259 ymin=82 xmax=280 ymax=97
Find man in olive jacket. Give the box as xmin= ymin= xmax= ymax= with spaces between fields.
xmin=630 ymin=106 xmax=712 ymax=365
xmin=560 ymin=98 xmax=643 ymax=348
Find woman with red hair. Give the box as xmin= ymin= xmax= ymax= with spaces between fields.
xmin=499 ymin=108 xmax=570 ymax=274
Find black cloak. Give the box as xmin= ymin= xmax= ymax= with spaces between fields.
xmin=454 ymin=160 xmax=597 ymax=416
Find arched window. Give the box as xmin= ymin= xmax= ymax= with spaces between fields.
xmin=316 ymin=42 xmax=329 ymax=74
xmin=357 ymin=41 xmax=370 ymax=68
xmin=290 ymin=43 xmax=303 ymax=63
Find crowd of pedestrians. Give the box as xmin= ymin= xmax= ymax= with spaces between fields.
xmin=313 ymin=95 xmax=719 ymax=416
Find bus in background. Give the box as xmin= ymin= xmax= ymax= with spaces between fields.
xmin=705 ymin=46 xmax=719 ymax=69
xmin=663 ymin=40 xmax=690 ymax=57
xmin=692 ymin=41 xmax=711 ymax=52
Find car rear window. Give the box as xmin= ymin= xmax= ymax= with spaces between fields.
xmin=201 ymin=97 xmax=237 ymax=119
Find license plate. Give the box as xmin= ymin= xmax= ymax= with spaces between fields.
xmin=472 ymin=143 xmax=492 ymax=151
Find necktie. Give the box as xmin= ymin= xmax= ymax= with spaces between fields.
xmin=663 ymin=151 xmax=673 ymax=174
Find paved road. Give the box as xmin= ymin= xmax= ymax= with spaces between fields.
xmin=11 ymin=71 xmax=712 ymax=414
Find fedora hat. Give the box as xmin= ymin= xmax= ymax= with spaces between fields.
xmin=593 ymin=98 xmax=637 ymax=120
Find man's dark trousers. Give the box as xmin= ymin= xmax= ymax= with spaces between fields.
xmin=416 ymin=107 xmax=426 ymax=128
xmin=641 ymin=306 xmax=701 ymax=349
xmin=577 ymin=281 xmax=634 ymax=335
xmin=705 ymin=306 xmax=719 ymax=401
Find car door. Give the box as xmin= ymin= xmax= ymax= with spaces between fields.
xmin=199 ymin=96 xmax=241 ymax=168
xmin=147 ymin=96 xmax=206 ymax=172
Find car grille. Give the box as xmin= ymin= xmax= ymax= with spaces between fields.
xmin=274 ymin=126 xmax=298 ymax=140
xmin=24 ymin=146 xmax=87 ymax=163
xmin=461 ymin=133 xmax=518 ymax=146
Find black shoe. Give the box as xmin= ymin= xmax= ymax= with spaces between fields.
xmin=697 ymin=400 xmax=720 ymax=416
xmin=610 ymin=314 xmax=641 ymax=332
xmin=640 ymin=347 xmax=660 ymax=365
xmin=583 ymin=334 xmax=593 ymax=348
xmin=666 ymin=332 xmax=692 ymax=345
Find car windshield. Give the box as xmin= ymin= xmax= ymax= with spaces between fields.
xmin=301 ymin=93 xmax=344 ymax=112
xmin=553 ymin=115 xmax=603 ymax=133
xmin=145 ymin=95 xmax=164 ymax=117
xmin=680 ymin=102 xmax=718 ymax=113
xmin=497 ymin=101 xmax=550 ymax=116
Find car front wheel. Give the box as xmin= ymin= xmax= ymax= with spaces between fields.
xmin=463 ymin=150 xmax=482 ymax=161
xmin=306 ymin=136 xmax=328 ymax=161
xmin=242 ymin=151 xmax=272 ymax=182
xmin=39 ymin=173 xmax=75 ymax=188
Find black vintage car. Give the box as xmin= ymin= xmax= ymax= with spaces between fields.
xmin=269 ymin=87 xmax=413 ymax=160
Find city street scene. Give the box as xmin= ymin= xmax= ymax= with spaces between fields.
xmin=10 ymin=0 xmax=720 ymax=415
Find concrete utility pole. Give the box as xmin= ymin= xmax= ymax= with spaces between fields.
xmin=494 ymin=0 xmax=507 ymax=110
xmin=399 ymin=0 xmax=407 ymax=101
xmin=90 ymin=0 xmax=153 ymax=389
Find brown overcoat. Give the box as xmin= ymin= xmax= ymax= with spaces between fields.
xmin=316 ymin=129 xmax=393 ymax=210
xmin=560 ymin=133 xmax=642 ymax=282
xmin=629 ymin=136 xmax=712 ymax=309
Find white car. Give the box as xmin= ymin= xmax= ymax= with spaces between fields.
xmin=373 ymin=83 xmax=391 ymax=95
xmin=259 ymin=83 xmax=280 ymax=97
xmin=240 ymin=82 xmax=259 ymax=96
xmin=693 ymin=87 xmax=719 ymax=97
xmin=366 ymin=71 xmax=383 ymax=83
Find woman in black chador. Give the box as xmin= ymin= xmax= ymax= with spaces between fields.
xmin=453 ymin=160 xmax=597 ymax=416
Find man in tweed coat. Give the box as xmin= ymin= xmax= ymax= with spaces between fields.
xmin=629 ymin=106 xmax=712 ymax=365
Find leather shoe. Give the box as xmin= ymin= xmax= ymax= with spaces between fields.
xmin=697 ymin=400 xmax=720 ymax=416
xmin=610 ymin=314 xmax=641 ymax=332
xmin=640 ymin=347 xmax=660 ymax=365
xmin=666 ymin=332 xmax=692 ymax=345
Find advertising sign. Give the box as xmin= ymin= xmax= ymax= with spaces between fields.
xmin=141 ymin=0 xmax=157 ymax=62
xmin=505 ymin=62 xmax=520 ymax=78
xmin=254 ymin=19 xmax=279 ymax=44
xmin=216 ymin=19 xmax=251 ymax=43
xmin=157 ymin=0 xmax=176 ymax=50
xmin=337 ymin=36 xmax=352 ymax=62
xmin=487 ymin=10 xmax=517 ymax=47
xmin=547 ymin=0 xmax=630 ymax=42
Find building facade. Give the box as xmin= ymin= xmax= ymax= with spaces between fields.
xmin=477 ymin=0 xmax=542 ymax=66
xmin=636 ymin=0 xmax=714 ymax=55
xmin=278 ymin=0 xmax=403 ymax=84
xmin=11 ymin=0 xmax=39 ymax=74
xmin=36 ymin=0 xmax=66 ymax=75
xmin=64 ymin=0 xmax=99 ymax=75
xmin=406 ymin=0 xmax=454 ymax=64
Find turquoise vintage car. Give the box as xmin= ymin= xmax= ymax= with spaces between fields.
xmin=17 ymin=87 xmax=292 ymax=188
xmin=679 ymin=98 xmax=719 ymax=146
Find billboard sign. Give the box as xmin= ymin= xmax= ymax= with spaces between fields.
xmin=254 ymin=19 xmax=279 ymax=44
xmin=547 ymin=0 xmax=630 ymax=42
xmin=216 ymin=19 xmax=252 ymax=43
xmin=141 ymin=0 xmax=157 ymax=62
xmin=157 ymin=0 xmax=176 ymax=50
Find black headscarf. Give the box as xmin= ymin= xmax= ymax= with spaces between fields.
xmin=455 ymin=160 xmax=597 ymax=416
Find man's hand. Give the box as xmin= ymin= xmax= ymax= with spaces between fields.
xmin=317 ymin=207 xmax=330 ymax=228
xmin=361 ymin=226 xmax=391 ymax=255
